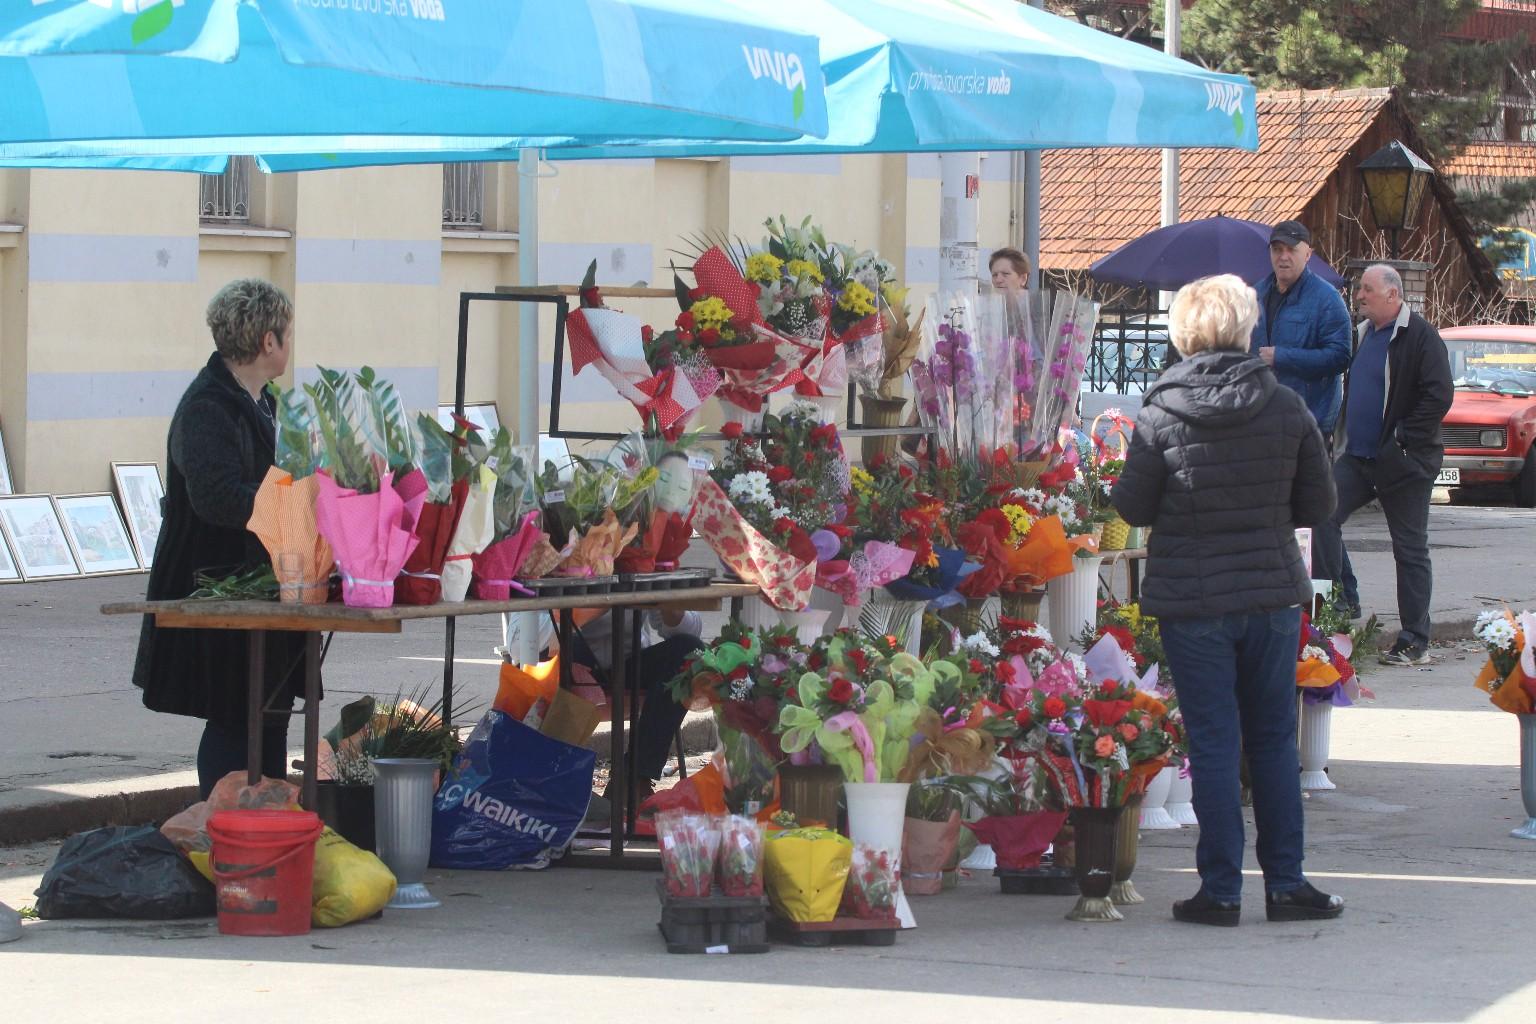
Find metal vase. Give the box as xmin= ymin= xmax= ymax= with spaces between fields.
xmin=999 ymin=587 xmax=1046 ymax=624
xmin=373 ymin=758 xmax=440 ymax=910
xmin=858 ymin=394 xmax=907 ymax=466
xmin=1514 ymin=714 xmax=1536 ymax=840
xmin=1065 ymin=805 xmax=1124 ymax=922
xmin=778 ymin=764 xmax=845 ymax=831
xmin=1110 ymin=794 xmax=1145 ymax=906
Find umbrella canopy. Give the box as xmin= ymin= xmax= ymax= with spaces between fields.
xmin=0 ymin=0 xmax=828 ymax=152
xmin=1089 ymin=215 xmax=1346 ymax=292
xmin=542 ymin=0 xmax=1259 ymax=160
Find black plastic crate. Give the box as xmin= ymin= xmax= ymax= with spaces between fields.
xmin=656 ymin=880 xmax=769 ymax=954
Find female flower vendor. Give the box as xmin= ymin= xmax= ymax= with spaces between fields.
xmin=132 ymin=279 xmax=307 ymax=798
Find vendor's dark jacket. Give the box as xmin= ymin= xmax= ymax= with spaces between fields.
xmin=1111 ymin=349 xmax=1337 ymax=620
xmin=1249 ymin=269 xmax=1353 ymax=433
xmin=132 ymin=352 xmax=306 ymax=728
xmin=1334 ymin=303 xmax=1453 ymax=483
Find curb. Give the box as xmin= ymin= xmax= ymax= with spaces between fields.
xmin=1 ymin=785 xmax=199 ymax=847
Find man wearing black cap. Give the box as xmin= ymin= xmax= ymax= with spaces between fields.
xmin=1250 ymin=220 xmax=1357 ymax=611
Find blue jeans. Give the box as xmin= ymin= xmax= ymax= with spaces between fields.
xmin=1160 ymin=607 xmax=1307 ymax=901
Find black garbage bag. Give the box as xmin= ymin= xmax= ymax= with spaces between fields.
xmin=35 ymin=826 xmax=215 ymax=920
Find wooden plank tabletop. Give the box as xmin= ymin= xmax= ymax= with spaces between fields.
xmin=103 ymin=582 xmax=760 ymax=634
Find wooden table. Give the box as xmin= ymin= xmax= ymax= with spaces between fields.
xmin=103 ymin=583 xmax=757 ymax=859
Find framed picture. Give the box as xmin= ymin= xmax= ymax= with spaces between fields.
xmin=0 ymin=529 xmax=19 ymax=583
xmin=0 ymin=425 xmax=12 ymax=496
xmin=436 ymin=402 xmax=501 ymax=439
xmin=0 ymin=495 xmax=80 ymax=580
xmin=55 ymin=493 xmax=142 ymax=574
xmin=112 ymin=462 xmax=165 ymax=568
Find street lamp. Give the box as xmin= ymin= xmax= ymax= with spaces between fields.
xmin=1357 ymin=140 xmax=1434 ymax=260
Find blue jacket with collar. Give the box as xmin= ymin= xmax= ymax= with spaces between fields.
xmin=1249 ymin=268 xmax=1353 ymax=433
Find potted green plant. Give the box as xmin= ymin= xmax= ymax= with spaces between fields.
xmin=316 ymin=685 xmax=474 ymax=853
xmin=902 ymin=779 xmax=965 ymax=896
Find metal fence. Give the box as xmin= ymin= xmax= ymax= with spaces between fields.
xmin=198 ymin=156 xmax=253 ymax=224
xmin=1085 ymin=297 xmax=1170 ymax=395
xmin=442 ymin=163 xmax=485 ymax=229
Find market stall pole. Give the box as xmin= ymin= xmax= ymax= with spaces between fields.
xmin=102 ymin=584 xmax=756 ymax=856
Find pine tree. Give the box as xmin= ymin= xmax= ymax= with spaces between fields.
xmin=1157 ymin=0 xmax=1534 ymax=258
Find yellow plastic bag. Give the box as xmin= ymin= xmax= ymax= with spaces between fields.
xmin=764 ymin=827 xmax=851 ymax=923
xmin=310 ymin=827 xmax=398 ymax=928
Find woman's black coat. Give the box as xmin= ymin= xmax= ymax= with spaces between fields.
xmin=132 ymin=352 xmax=306 ymax=728
xmin=1110 ymin=349 xmax=1337 ymax=620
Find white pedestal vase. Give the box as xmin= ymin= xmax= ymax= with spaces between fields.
xmin=717 ymin=397 xmax=766 ymax=432
xmin=1298 ymin=700 xmax=1337 ymax=792
xmin=1046 ymin=555 xmax=1103 ymax=651
xmin=959 ymin=842 xmax=997 ymax=872
xmin=1513 ymin=714 xmax=1536 ymax=840
xmin=373 ymin=758 xmax=440 ymax=910
xmin=1139 ymin=765 xmax=1181 ymax=830
xmin=1165 ymin=769 xmax=1199 ymax=826
xmin=858 ymin=592 xmax=927 ymax=656
xmin=844 ymin=781 xmax=916 ymax=928
xmin=737 ymin=598 xmax=831 ymax=641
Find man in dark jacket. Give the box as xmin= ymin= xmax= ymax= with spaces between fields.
xmin=1313 ymin=264 xmax=1453 ymax=666
xmin=1250 ymin=220 xmax=1357 ymax=610
xmin=1114 ymin=274 xmax=1341 ymax=926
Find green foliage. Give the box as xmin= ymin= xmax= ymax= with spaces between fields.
xmin=189 ymin=565 xmax=279 ymax=600
xmin=412 ymin=413 xmax=457 ymax=504
xmin=486 ymin=428 xmax=536 ymax=540
xmin=304 ymin=367 xmax=376 ymax=492
xmin=354 ymin=367 xmax=414 ymax=477
xmin=268 ymin=382 xmax=320 ymax=480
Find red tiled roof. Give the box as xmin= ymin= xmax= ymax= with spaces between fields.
xmin=1443 ymin=141 xmax=1536 ymax=180
xmin=1042 ymin=88 xmax=1392 ymax=271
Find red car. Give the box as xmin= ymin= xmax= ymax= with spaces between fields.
xmin=1440 ymin=325 xmax=1536 ymax=506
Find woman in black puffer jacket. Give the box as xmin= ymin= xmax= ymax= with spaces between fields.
xmin=1112 ymin=275 xmax=1343 ymax=927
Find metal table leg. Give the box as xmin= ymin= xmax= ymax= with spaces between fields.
xmin=246 ymin=630 xmax=266 ymax=787
xmin=607 ymin=606 xmax=627 ymax=858
xmin=301 ymin=631 xmax=321 ymax=811
xmin=625 ymin=609 xmax=643 ymax=839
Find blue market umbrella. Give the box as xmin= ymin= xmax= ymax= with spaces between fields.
xmin=1089 ymin=215 xmax=1346 ymax=291
xmin=0 ymin=0 xmax=827 ymax=152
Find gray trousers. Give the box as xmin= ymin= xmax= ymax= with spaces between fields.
xmin=1313 ymin=451 xmax=1435 ymax=646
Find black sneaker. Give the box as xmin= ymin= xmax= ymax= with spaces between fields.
xmin=1266 ymin=881 xmax=1344 ymax=921
xmin=1172 ymin=890 xmax=1241 ymax=927
xmin=1379 ymin=639 xmax=1430 ymax=666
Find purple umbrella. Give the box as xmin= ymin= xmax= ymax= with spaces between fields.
xmin=1089 ymin=215 xmax=1345 ymax=291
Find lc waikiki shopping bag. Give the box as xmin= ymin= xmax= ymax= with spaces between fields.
xmin=430 ymin=711 xmax=595 ymax=870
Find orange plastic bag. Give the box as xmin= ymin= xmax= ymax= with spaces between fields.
xmin=494 ymin=657 xmax=561 ymax=721
xmin=636 ymin=761 xmax=729 ymax=836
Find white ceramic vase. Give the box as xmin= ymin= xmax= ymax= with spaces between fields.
xmin=858 ymin=593 xmax=927 ymax=656
xmin=844 ymin=781 xmax=915 ymax=928
xmin=738 ymin=599 xmax=831 ymax=644
xmin=1513 ymin=714 xmax=1536 ymax=840
xmin=1298 ymin=700 xmax=1337 ymax=792
xmin=1046 ymin=554 xmax=1103 ymax=651
xmin=1139 ymin=765 xmax=1181 ymax=830
xmin=1165 ymin=768 xmax=1199 ymax=826
xmin=717 ymin=396 xmax=766 ymax=432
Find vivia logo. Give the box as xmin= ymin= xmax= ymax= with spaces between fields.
xmin=742 ymin=44 xmax=807 ymax=94
xmin=1205 ymin=82 xmax=1244 ymax=117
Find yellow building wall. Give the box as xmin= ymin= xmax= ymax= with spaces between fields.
xmin=0 ymin=155 xmax=1014 ymax=496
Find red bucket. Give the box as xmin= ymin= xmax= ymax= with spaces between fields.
xmin=208 ymin=809 xmax=324 ymax=937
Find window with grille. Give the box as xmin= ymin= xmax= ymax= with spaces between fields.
xmin=443 ymin=163 xmax=486 ymax=229
xmin=199 ymin=156 xmax=254 ymax=224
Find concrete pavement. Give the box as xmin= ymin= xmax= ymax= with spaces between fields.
xmin=3 ymin=652 xmax=1534 ymax=1022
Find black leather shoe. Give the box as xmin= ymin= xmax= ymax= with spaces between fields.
xmin=1266 ymin=882 xmax=1344 ymax=921
xmin=1172 ymin=891 xmax=1241 ymax=927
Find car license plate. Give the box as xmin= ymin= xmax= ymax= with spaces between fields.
xmin=1436 ymin=467 xmax=1460 ymax=486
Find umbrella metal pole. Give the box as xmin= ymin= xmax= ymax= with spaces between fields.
xmin=516 ymin=147 xmax=541 ymax=667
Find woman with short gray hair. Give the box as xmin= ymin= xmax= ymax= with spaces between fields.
xmin=1112 ymin=274 xmax=1344 ymax=926
xmin=133 ymin=278 xmax=307 ymax=797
